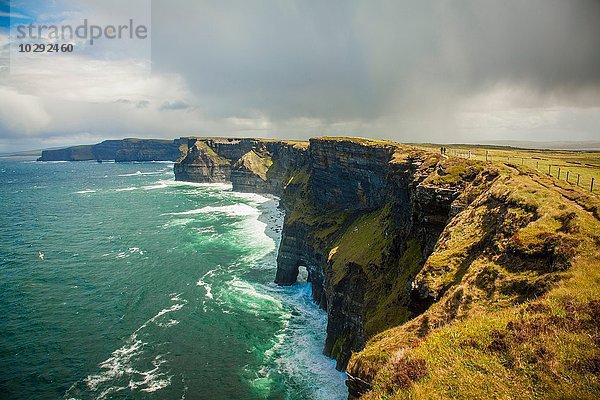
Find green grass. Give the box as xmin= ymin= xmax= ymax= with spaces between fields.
xmin=424 ymin=157 xmax=484 ymax=186
xmin=363 ymin=239 xmax=422 ymax=337
xmin=315 ymin=136 xmax=400 ymax=149
xmin=414 ymin=144 xmax=600 ymax=194
xmin=329 ymin=204 xmax=392 ymax=285
xmin=191 ymin=141 xmax=230 ymax=166
xmin=235 ymin=149 xmax=273 ymax=180
xmin=345 ymin=148 xmax=600 ymax=399
xmin=362 ymin=296 xmax=599 ymax=400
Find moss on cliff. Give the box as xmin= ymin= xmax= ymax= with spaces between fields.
xmin=194 ymin=141 xmax=230 ymax=166
xmin=424 ymin=157 xmax=484 ymax=186
xmin=235 ymin=149 xmax=273 ymax=180
xmin=348 ymin=162 xmax=600 ymax=399
xmin=329 ymin=205 xmax=392 ymax=284
xmin=281 ymin=164 xmax=353 ymax=258
xmin=362 ymin=239 xmax=422 ymax=338
xmin=285 ymin=166 xmax=310 ymax=188
xmin=316 ymin=136 xmax=398 ymax=149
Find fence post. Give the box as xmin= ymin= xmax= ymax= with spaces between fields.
xmin=557 ymin=167 xmax=561 ymax=179
xmin=548 ymin=164 xmax=551 ymax=174
xmin=577 ymin=174 xmax=580 ymax=186
xmin=566 ymin=171 xmax=569 ymax=182
xmin=536 ymin=161 xmax=539 ymax=170
xmin=592 ymin=177 xmax=595 ymax=193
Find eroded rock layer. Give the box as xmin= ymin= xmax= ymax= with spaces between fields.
xmin=174 ymin=137 xmax=308 ymax=195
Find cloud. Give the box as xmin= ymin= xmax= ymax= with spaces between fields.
xmin=146 ymin=0 xmax=600 ymax=142
xmin=0 ymin=11 xmax=29 ymax=19
xmin=116 ymin=99 xmax=150 ymax=108
xmin=159 ymin=100 xmax=192 ymax=111
xmin=0 ymin=86 xmax=51 ymax=136
xmin=1 ymin=0 xmax=600 ymax=152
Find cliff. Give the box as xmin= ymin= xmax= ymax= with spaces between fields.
xmin=37 ymin=139 xmax=182 ymax=162
xmin=174 ymin=137 xmax=308 ymax=195
xmin=174 ymin=136 xmax=600 ymax=399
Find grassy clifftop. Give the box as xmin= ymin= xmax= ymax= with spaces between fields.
xmin=347 ymin=153 xmax=600 ymax=399
xmin=274 ymin=138 xmax=599 ymax=396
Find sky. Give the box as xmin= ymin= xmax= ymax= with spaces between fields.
xmin=0 ymin=0 xmax=599 ymax=152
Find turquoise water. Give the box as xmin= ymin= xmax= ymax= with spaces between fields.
xmin=0 ymin=159 xmax=347 ymax=400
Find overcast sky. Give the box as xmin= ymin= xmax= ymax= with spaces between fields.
xmin=1 ymin=0 xmax=599 ymax=152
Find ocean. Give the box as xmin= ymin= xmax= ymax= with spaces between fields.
xmin=0 ymin=159 xmax=347 ymax=400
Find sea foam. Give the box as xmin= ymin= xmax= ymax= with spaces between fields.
xmin=82 ymin=295 xmax=187 ymax=398
xmin=168 ymin=203 xmax=260 ymax=217
xmin=118 ymin=170 xmax=167 ymax=177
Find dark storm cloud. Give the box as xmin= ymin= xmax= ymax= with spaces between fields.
xmin=2 ymin=0 xmax=600 ymax=152
xmin=151 ymin=0 xmax=600 ymax=120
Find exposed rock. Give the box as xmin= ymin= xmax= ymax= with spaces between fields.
xmin=174 ymin=139 xmax=231 ymax=183
xmin=230 ymin=148 xmax=273 ymax=193
xmin=114 ymin=139 xmax=182 ymax=162
xmin=309 ymin=138 xmax=395 ymax=210
xmin=173 ymin=137 xmax=309 ymax=195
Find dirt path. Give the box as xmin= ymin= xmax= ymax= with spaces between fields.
xmin=504 ymin=162 xmax=600 ymax=221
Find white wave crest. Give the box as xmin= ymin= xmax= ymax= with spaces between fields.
xmin=196 ymin=269 xmax=218 ymax=301
xmin=168 ymin=203 xmax=260 ymax=217
xmin=118 ymin=170 xmax=167 ymax=177
xmin=156 ymin=179 xmax=232 ymax=189
xmin=83 ymin=297 xmax=187 ymax=398
xmin=230 ymin=191 xmax=272 ymax=204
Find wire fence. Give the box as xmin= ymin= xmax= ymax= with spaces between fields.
xmin=443 ymin=147 xmax=599 ymax=195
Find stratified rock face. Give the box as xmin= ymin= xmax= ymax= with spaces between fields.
xmin=114 ymin=139 xmax=183 ymax=162
xmin=37 ymin=145 xmax=96 ymax=161
xmin=37 ymin=139 xmax=182 ymax=162
xmin=230 ymin=149 xmax=273 ymax=193
xmin=273 ymin=140 xmax=464 ymax=370
xmin=173 ymin=140 xmax=232 ymax=183
xmin=309 ymin=138 xmax=395 ymax=210
xmin=173 ymin=137 xmax=309 ymax=194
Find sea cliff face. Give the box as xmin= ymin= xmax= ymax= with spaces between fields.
xmin=172 ymin=136 xmax=600 ymax=399
xmin=273 ymin=139 xmax=472 ymax=371
xmin=37 ymin=139 xmax=182 ymax=162
xmin=173 ymin=137 xmax=473 ymax=370
xmin=174 ymin=137 xmax=308 ymax=195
